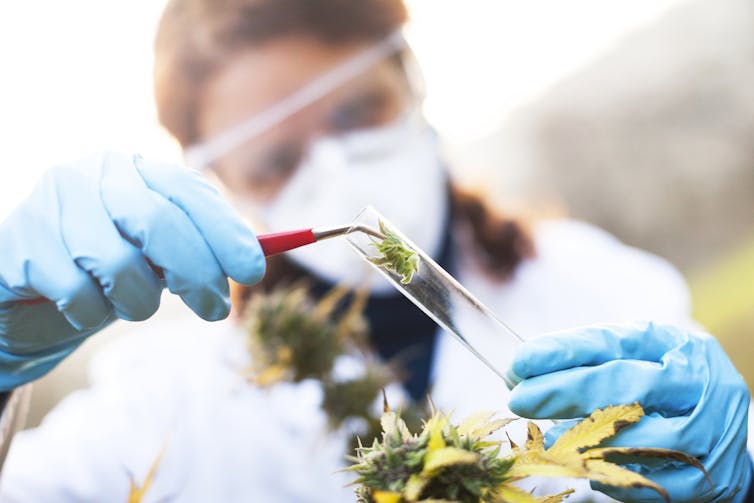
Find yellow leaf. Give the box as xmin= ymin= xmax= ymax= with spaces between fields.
xmin=404 ymin=473 xmax=429 ymax=501
xmin=549 ymin=404 xmax=644 ymax=456
xmin=538 ymin=489 xmax=575 ymax=502
xmin=127 ymin=443 xmax=167 ymax=503
xmin=457 ymin=410 xmax=495 ymax=434
xmin=423 ymin=447 xmax=480 ymax=474
xmin=507 ymin=460 xmax=584 ymax=480
xmin=469 ymin=418 xmax=516 ymax=439
xmin=426 ymin=416 xmax=448 ymax=453
xmin=254 ymin=364 xmax=288 ymax=386
xmin=336 ymin=286 xmax=370 ymax=340
xmin=494 ymin=484 xmax=541 ymax=502
xmin=582 ymin=446 xmax=707 ymax=479
xmin=507 ymin=449 xmax=585 ymax=480
xmin=495 ymin=484 xmax=574 ymax=503
xmin=584 ymin=460 xmax=669 ymax=502
xmin=525 ymin=422 xmax=544 ymax=451
xmin=313 ymin=284 xmax=350 ymax=320
xmin=456 ymin=411 xmax=514 ymax=438
xmin=373 ymin=490 xmax=403 ymax=503
xmin=276 ymin=345 xmax=293 ymax=363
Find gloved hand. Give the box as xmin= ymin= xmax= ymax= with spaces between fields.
xmin=508 ymin=322 xmax=752 ymax=502
xmin=0 ymin=151 xmax=265 ymax=390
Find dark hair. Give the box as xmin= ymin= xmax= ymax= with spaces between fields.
xmin=154 ymin=0 xmax=535 ymax=305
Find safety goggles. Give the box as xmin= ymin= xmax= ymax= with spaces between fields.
xmin=184 ymin=29 xmax=416 ymax=203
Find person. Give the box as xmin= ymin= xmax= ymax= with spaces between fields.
xmin=0 ymin=0 xmax=749 ymax=501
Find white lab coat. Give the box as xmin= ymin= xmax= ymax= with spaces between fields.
xmin=0 ymin=220 xmax=697 ymax=502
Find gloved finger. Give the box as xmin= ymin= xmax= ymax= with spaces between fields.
xmin=18 ymin=241 xmax=110 ymax=335
xmin=591 ymin=480 xmax=670 ymax=503
xmin=0 ymin=302 xmax=112 ymax=355
xmin=543 ymin=413 xmax=715 ymax=458
xmin=100 ymin=155 xmax=230 ymax=321
xmin=135 ymin=157 xmax=266 ymax=285
xmin=510 ymin=322 xmax=685 ymax=381
xmin=74 ymin=242 xmax=162 ymax=322
xmin=509 ymin=358 xmax=702 ymax=418
xmin=599 ymin=413 xmax=717 ymax=458
xmin=10 ymin=175 xmax=112 ymax=333
xmin=591 ymin=462 xmax=714 ymax=503
xmin=56 ymin=162 xmax=162 ymax=321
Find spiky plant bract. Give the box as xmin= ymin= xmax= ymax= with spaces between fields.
xmin=350 ymin=410 xmax=516 ymax=503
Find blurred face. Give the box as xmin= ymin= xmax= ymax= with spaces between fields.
xmin=197 ymin=36 xmax=412 ymax=203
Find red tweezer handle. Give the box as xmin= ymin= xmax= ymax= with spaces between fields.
xmin=18 ymin=229 xmax=317 ymax=306
xmin=258 ymin=228 xmax=316 ymax=257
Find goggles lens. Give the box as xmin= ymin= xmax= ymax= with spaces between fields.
xmin=185 ymin=29 xmax=414 ymax=203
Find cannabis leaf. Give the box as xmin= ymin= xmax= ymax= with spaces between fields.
xmin=509 ymin=404 xmax=710 ymax=503
xmin=349 ymin=403 xmax=708 ymax=503
xmin=242 ymin=283 xmax=429 ymax=453
xmin=242 ymin=284 xmax=353 ymax=385
xmin=548 ymin=403 xmax=643 ymax=455
xmin=369 ymin=220 xmax=419 ymax=284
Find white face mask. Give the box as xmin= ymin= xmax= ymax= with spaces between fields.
xmin=261 ymin=113 xmax=449 ymax=294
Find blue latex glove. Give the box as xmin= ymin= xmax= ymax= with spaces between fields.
xmin=0 ymin=151 xmax=265 ymax=390
xmin=508 ymin=322 xmax=752 ymax=502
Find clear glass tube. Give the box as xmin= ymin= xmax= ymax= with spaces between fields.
xmin=346 ymin=206 xmax=524 ymax=389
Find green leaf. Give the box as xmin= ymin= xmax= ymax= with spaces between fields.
xmin=369 ymin=220 xmax=420 ymax=284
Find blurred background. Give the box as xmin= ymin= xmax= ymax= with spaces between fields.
xmin=0 ymin=0 xmax=752 ymax=426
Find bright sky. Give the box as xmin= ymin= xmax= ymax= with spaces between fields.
xmin=0 ymin=0 xmax=685 ymax=221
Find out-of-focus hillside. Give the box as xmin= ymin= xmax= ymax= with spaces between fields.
xmin=458 ymin=0 xmax=754 ymax=382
